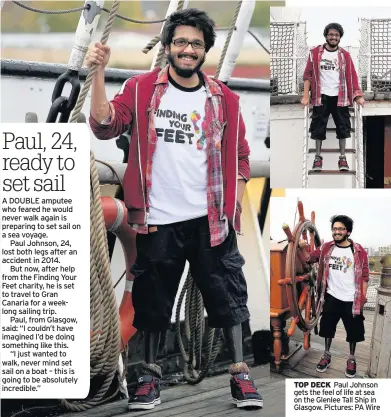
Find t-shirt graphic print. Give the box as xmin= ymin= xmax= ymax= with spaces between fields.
xmin=320 ymin=48 xmax=340 ymax=97
xmin=190 ymin=110 xmax=207 ymax=150
xmin=148 ymin=78 xmax=209 ymax=224
xmin=327 ymin=244 xmax=355 ymax=302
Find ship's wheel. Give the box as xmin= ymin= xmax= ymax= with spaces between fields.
xmin=278 ymin=201 xmax=325 ymax=350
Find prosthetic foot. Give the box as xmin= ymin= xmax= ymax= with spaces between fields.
xmin=224 ymin=324 xmax=263 ymax=409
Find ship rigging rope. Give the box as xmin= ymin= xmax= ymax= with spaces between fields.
xmin=60 ymin=1 xmax=122 ymax=412
xmin=215 ymin=0 xmax=242 ymax=79
xmin=11 ymin=0 xmax=167 ymax=23
xmin=11 ymin=1 xmax=267 ymax=54
xmin=153 ymin=1 xmax=185 ymax=69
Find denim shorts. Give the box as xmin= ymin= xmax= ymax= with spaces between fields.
xmin=310 ymin=95 xmax=351 ymax=140
xmin=131 ymin=216 xmax=250 ymax=331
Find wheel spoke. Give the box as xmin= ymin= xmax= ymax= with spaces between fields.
xmin=296 ymin=273 xmax=311 ymax=282
xmin=283 ymin=201 xmax=323 ymax=333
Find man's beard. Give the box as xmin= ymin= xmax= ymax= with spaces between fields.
xmin=333 ymin=233 xmax=348 ymax=243
xmin=326 ymin=39 xmax=339 ymax=49
xmin=167 ymin=52 xmax=205 ymax=78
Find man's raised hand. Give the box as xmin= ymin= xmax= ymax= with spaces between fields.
xmin=86 ymin=42 xmax=111 ymax=69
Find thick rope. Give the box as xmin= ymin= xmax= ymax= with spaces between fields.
xmin=140 ymin=1 xmax=185 ymax=66
xmin=175 ymin=271 xmax=223 ymax=385
xmin=69 ymin=1 xmax=120 ymax=123
xmin=215 ymin=1 xmax=242 ymax=79
xmin=153 ymin=40 xmax=169 ymax=69
xmin=154 ymin=0 xmax=185 ymax=69
xmin=60 ymin=1 xmax=122 ymax=412
xmin=142 ymin=34 xmax=162 ymax=54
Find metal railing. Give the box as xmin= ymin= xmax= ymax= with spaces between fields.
xmin=302 ymin=105 xmax=310 ymax=188
xmin=359 ymin=18 xmax=391 ymax=93
xmin=364 ymin=273 xmax=381 ymax=310
xmin=354 ymin=103 xmax=364 ymax=188
xmin=270 ymin=21 xmax=308 ymax=96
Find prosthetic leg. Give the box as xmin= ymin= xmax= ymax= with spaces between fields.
xmin=325 ymin=337 xmax=332 ymax=352
xmin=312 ymin=140 xmax=323 ymax=171
xmin=142 ymin=325 xmax=246 ymax=376
xmin=225 ymin=323 xmax=263 ymax=408
xmin=316 ymin=337 xmax=332 ymax=373
xmin=338 ymin=138 xmax=349 ymax=170
xmin=224 ymin=324 xmax=248 ymax=374
xmin=345 ymin=341 xmax=357 ymax=377
xmin=316 ymin=139 xmax=323 ymax=157
xmin=128 ymin=331 xmax=162 ymax=411
xmin=142 ymin=331 xmax=162 ymax=378
xmin=339 ymin=138 xmax=346 ymax=155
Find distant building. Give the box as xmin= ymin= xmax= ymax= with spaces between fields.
xmin=378 ymin=245 xmax=391 ymax=256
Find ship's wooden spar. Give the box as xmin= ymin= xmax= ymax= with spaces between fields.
xmin=278 ymin=201 xmax=325 ymax=350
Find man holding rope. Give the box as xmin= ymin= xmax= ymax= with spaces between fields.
xmin=88 ymin=8 xmax=262 ymax=411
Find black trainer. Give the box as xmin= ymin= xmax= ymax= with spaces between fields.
xmin=345 ymin=358 xmax=357 ymax=378
xmin=312 ymin=155 xmax=323 ymax=171
xmin=316 ymin=355 xmax=331 ymax=373
xmin=128 ymin=375 xmax=161 ymax=411
xmin=230 ymin=372 xmax=263 ymax=408
xmin=338 ymin=155 xmax=350 ymax=171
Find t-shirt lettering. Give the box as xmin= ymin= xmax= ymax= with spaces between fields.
xmin=327 ymin=244 xmax=355 ymax=302
xmin=320 ymin=49 xmax=340 ymax=97
xmin=148 ymin=79 xmax=208 ymax=224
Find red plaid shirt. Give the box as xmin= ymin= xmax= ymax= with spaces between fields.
xmin=133 ymin=66 xmax=229 ymax=246
xmin=303 ymin=45 xmax=363 ymax=107
xmin=89 ymin=66 xmax=249 ymax=247
xmin=309 ymin=240 xmax=369 ymax=316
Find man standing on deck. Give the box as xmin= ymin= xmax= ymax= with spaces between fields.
xmin=306 ymin=215 xmax=368 ymax=378
xmin=87 ymin=8 xmax=262 ymax=411
xmin=301 ymin=23 xmax=365 ymax=172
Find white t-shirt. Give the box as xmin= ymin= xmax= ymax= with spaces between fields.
xmin=327 ymin=244 xmax=355 ymax=302
xmin=320 ymin=48 xmax=340 ymax=96
xmin=148 ymin=75 xmax=208 ymax=224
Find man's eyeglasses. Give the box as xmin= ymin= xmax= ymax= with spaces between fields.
xmin=327 ymin=34 xmax=340 ymax=38
xmin=332 ymin=227 xmax=346 ymax=232
xmin=172 ymin=38 xmax=206 ymax=50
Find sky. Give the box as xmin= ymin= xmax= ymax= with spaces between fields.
xmin=270 ymin=189 xmax=391 ymax=249
xmin=271 ymin=7 xmax=391 ymax=47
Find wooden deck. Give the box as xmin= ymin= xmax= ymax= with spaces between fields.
xmin=53 ymin=313 xmax=376 ymax=416
xmin=5 ymin=314 xmax=375 ymax=417
xmin=59 ymin=364 xmax=288 ymax=417
xmin=276 ymin=310 xmax=374 ymax=379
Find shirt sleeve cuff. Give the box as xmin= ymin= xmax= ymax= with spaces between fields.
xmin=100 ymin=102 xmax=116 ymax=125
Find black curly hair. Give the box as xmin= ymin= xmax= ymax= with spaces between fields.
xmin=330 ymin=215 xmax=354 ymax=233
xmin=324 ymin=23 xmax=344 ymax=38
xmin=161 ymin=8 xmax=216 ymax=53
